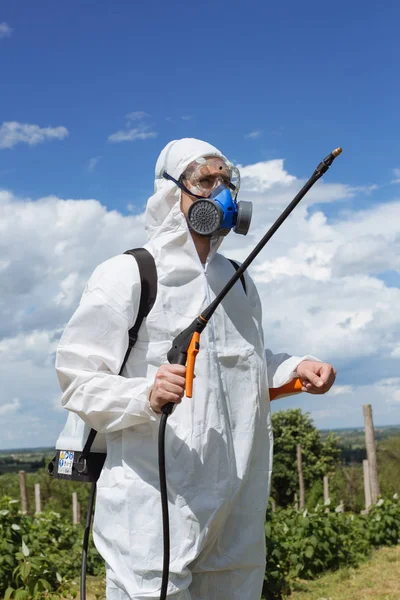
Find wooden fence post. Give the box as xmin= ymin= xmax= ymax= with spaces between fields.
xmin=34 ymin=483 xmax=41 ymax=514
xmin=323 ymin=475 xmax=329 ymax=512
xmin=363 ymin=404 xmax=380 ymax=503
xmin=323 ymin=475 xmax=329 ymax=503
xmin=297 ymin=444 xmax=305 ymax=509
xmin=72 ymin=492 xmax=80 ymax=525
xmin=363 ymin=459 xmax=372 ymax=512
xmin=19 ymin=471 xmax=29 ymax=515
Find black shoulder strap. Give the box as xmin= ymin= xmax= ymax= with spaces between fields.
xmin=80 ymin=248 xmax=157 ymax=463
xmin=119 ymin=248 xmax=157 ymax=374
xmin=228 ymin=259 xmax=247 ymax=295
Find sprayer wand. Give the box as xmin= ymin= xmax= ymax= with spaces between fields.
xmin=158 ymin=148 xmax=342 ymax=599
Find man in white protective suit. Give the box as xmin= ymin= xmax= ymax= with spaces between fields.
xmin=56 ymin=138 xmax=336 ymax=600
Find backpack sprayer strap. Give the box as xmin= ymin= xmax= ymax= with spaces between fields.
xmin=78 ymin=248 xmax=158 ymax=467
xmin=119 ymin=248 xmax=158 ymax=373
xmin=227 ymin=259 xmax=247 ymax=294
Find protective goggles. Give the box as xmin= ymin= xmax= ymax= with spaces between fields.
xmin=163 ymin=156 xmax=241 ymax=199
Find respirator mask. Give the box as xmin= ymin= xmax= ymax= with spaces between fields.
xmin=163 ymin=156 xmax=252 ymax=237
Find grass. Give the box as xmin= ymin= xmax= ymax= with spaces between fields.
xmin=84 ymin=547 xmax=400 ymax=600
xmin=85 ymin=575 xmax=106 ymax=600
xmin=287 ymin=546 xmax=400 ymax=600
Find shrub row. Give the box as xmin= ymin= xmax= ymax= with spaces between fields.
xmin=263 ymin=495 xmax=400 ymax=599
xmin=0 ymin=497 xmax=104 ymax=599
xmin=1 ymin=494 xmax=399 ymax=599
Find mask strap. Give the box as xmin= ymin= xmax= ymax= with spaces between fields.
xmin=162 ymin=171 xmax=206 ymax=200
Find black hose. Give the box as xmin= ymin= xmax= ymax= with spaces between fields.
xmin=158 ymin=413 xmax=170 ymax=600
xmin=80 ymin=482 xmax=96 ymax=600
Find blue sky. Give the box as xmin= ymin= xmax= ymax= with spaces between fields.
xmin=2 ymin=0 xmax=400 ymax=207
xmin=1 ymin=0 xmax=400 ymax=448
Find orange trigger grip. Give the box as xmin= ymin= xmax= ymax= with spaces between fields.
xmin=269 ymin=377 xmax=303 ymax=401
xmin=186 ymin=332 xmax=200 ymax=398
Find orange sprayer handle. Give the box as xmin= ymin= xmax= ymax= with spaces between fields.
xmin=184 ymin=330 xmax=303 ymax=401
xmin=269 ymin=378 xmax=303 ymax=401
xmin=185 ymin=331 xmax=200 ymax=398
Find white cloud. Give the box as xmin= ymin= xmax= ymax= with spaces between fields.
xmin=0 ymin=189 xmax=147 ymax=448
xmin=0 ymin=398 xmax=20 ymax=416
xmin=392 ymin=168 xmax=400 ymax=184
xmin=165 ymin=116 xmax=193 ymax=123
xmin=109 ymin=112 xmax=157 ymax=143
xmin=108 ymin=126 xmax=157 ymax=143
xmin=245 ymin=130 xmax=262 ymax=139
xmin=125 ymin=111 xmax=150 ymax=122
xmin=0 ymin=22 xmax=12 ymax=39
xmin=0 ymin=191 xmax=146 ymax=341
xmin=0 ymin=330 xmax=60 ymax=367
xmin=87 ymin=156 xmax=101 ymax=172
xmin=127 ymin=203 xmax=146 ymax=215
xmin=221 ymin=159 xmax=400 ymax=427
xmin=1 ymin=155 xmax=399 ymax=446
xmin=239 ymin=159 xmax=296 ymax=190
xmin=0 ymin=122 xmax=69 ymax=149
xmin=327 ymin=385 xmax=356 ymax=397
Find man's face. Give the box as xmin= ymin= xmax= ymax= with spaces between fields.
xmin=180 ymin=157 xmax=231 ymax=219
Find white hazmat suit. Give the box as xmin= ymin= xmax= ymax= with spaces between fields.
xmin=56 ymin=138 xmax=315 ymax=599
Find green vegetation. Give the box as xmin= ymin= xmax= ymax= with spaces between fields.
xmin=0 ymin=468 xmax=94 ymax=522
xmin=320 ymin=425 xmax=400 ymax=464
xmin=1 ymin=493 xmax=399 ymax=600
xmin=0 ymin=496 xmax=104 ymax=600
xmin=270 ymin=411 xmax=400 ymax=513
xmin=271 ymin=410 xmax=340 ymax=507
xmin=263 ymin=496 xmax=400 ymax=599
xmin=377 ymin=434 xmax=400 ymax=499
xmin=0 ymin=451 xmax=53 ymax=476
xmin=0 ymin=411 xmax=399 ymax=599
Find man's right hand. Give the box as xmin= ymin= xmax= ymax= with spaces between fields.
xmin=149 ymin=364 xmax=187 ymax=414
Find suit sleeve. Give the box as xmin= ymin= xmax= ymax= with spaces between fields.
xmin=55 ymin=254 xmax=159 ymax=434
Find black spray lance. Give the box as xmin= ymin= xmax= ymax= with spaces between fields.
xmin=157 ymin=147 xmax=342 ymax=599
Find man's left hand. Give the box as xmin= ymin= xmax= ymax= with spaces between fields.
xmin=295 ymin=360 xmax=336 ymax=394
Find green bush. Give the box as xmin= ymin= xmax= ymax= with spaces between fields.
xmin=366 ymin=495 xmax=400 ymax=547
xmin=263 ymin=506 xmax=291 ymax=600
xmin=0 ymin=496 xmax=104 ymax=599
xmin=262 ymin=498 xmax=400 ymax=599
xmin=282 ymin=506 xmax=370 ymax=579
xmin=2 ymin=492 xmax=399 ymax=600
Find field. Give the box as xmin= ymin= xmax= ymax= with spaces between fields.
xmin=0 ymin=449 xmax=53 ymax=475
xmin=320 ymin=425 xmax=400 ymax=464
xmin=288 ymin=546 xmax=400 ymax=599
